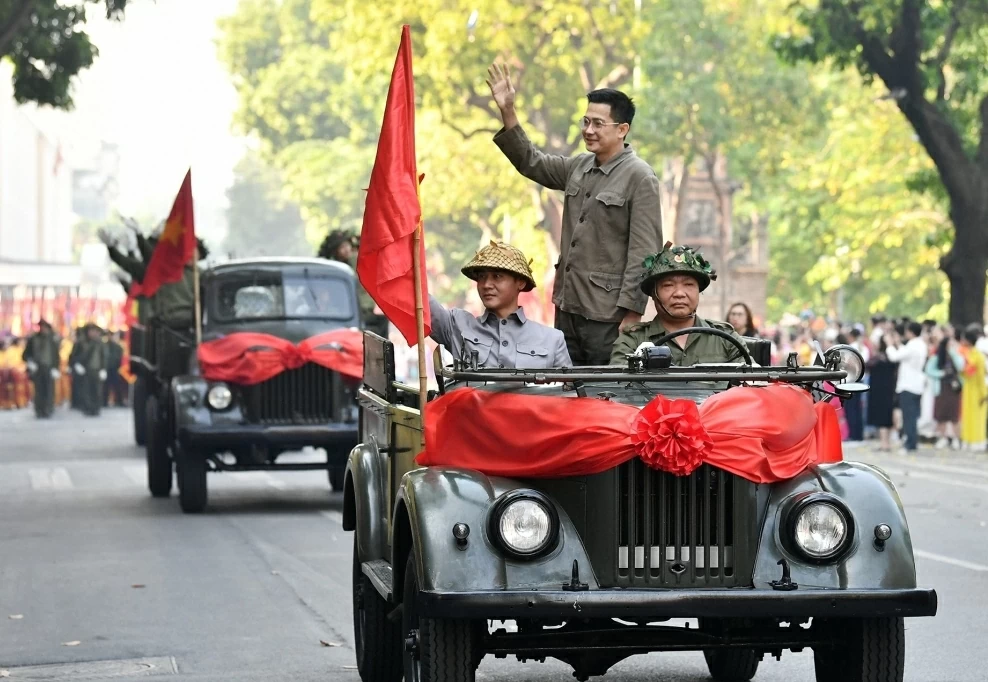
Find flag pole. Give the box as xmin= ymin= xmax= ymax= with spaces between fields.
xmin=412 ymin=219 xmax=427 ymax=431
xmin=193 ymin=260 xmax=202 ymax=346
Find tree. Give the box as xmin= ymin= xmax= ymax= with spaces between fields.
xmin=0 ymin=0 xmax=131 ymax=108
xmin=222 ymin=152 xmax=311 ymax=259
xmin=775 ymin=0 xmax=988 ymax=325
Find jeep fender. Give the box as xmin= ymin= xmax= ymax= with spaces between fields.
xmin=754 ymin=461 xmax=918 ymax=590
xmin=343 ymin=440 xmax=390 ymax=562
xmin=171 ymin=376 xmax=210 ymax=432
xmin=391 ymin=467 xmax=597 ymax=601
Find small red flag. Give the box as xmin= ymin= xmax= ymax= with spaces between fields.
xmin=132 ymin=169 xmax=196 ymax=299
xmin=357 ymin=25 xmax=431 ymax=345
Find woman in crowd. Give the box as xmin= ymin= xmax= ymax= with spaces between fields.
xmin=925 ymin=326 xmax=963 ymax=450
xmin=727 ymin=302 xmax=759 ymax=337
xmin=958 ymin=325 xmax=987 ymax=451
xmin=866 ymin=334 xmax=899 ymax=451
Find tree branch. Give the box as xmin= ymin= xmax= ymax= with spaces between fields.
xmin=977 ymin=93 xmax=988 ymax=170
xmin=0 ymin=0 xmax=37 ymax=56
xmin=440 ymin=111 xmax=499 ymax=141
xmin=594 ymin=64 xmax=631 ymax=91
xmin=932 ymin=0 xmax=965 ymax=101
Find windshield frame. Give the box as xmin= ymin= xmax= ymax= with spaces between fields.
xmin=206 ymin=269 xmax=356 ymax=324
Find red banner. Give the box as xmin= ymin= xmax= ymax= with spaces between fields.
xmin=197 ymin=329 xmax=363 ymax=385
xmin=132 ymin=169 xmax=196 ymax=299
xmin=418 ymin=383 xmax=843 ymax=484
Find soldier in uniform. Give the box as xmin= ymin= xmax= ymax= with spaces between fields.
xmin=430 ymin=241 xmax=571 ymax=369
xmin=73 ymin=323 xmax=108 ymax=417
xmin=103 ymin=331 xmax=126 ymax=407
xmin=22 ymin=320 xmax=61 ymax=418
xmin=610 ymin=243 xmax=746 ymax=365
xmin=318 ymin=229 xmax=389 ymax=338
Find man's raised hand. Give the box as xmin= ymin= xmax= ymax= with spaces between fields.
xmin=486 ymin=62 xmax=516 ymax=113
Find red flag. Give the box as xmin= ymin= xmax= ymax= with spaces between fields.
xmin=133 ymin=169 xmax=196 ymax=298
xmin=357 ymin=25 xmax=431 ymax=345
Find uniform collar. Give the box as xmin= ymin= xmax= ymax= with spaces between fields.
xmin=647 ymin=315 xmax=710 ymax=349
xmin=480 ymin=306 xmax=528 ymax=326
xmin=580 ymin=144 xmax=634 ymax=175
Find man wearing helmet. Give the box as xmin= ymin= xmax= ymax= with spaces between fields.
xmin=610 ymin=243 xmax=746 ymax=365
xmin=430 ymin=241 xmax=572 ymax=369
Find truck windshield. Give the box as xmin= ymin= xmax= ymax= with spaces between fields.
xmin=211 ymin=274 xmax=354 ymax=322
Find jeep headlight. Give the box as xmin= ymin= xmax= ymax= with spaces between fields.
xmin=789 ymin=497 xmax=853 ymax=561
xmin=489 ymin=491 xmax=559 ymax=560
xmin=207 ymin=384 xmax=232 ymax=410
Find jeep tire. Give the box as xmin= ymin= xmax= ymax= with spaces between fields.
xmin=145 ymin=395 xmax=172 ymax=497
xmin=352 ymin=537 xmax=402 ymax=681
xmin=703 ymin=648 xmax=760 ymax=682
xmin=132 ymin=376 xmax=147 ymax=446
xmin=402 ymin=552 xmax=478 ymax=681
xmin=813 ymin=617 xmax=905 ymax=682
xmin=177 ymin=447 xmax=208 ymax=514
xmin=328 ymin=466 xmax=345 ymax=492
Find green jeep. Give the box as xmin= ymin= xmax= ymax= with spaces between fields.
xmin=343 ymin=329 xmax=937 ymax=682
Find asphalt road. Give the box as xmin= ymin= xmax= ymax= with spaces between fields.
xmin=0 ymin=405 xmax=984 ymax=681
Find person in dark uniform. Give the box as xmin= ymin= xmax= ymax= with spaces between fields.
xmin=68 ymin=326 xmax=86 ymax=410
xmin=22 ymin=320 xmax=61 ymax=418
xmin=74 ymin=324 xmax=108 ymax=417
xmin=103 ymin=331 xmax=126 ymax=407
xmin=318 ymin=230 xmax=390 ymax=338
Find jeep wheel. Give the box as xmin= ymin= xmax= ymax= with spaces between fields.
xmin=328 ymin=467 xmax=345 ymax=492
xmin=132 ymin=376 xmax=147 ymax=446
xmin=402 ymin=553 xmax=478 ymax=682
xmin=703 ymin=649 xmax=760 ymax=682
xmin=813 ymin=617 xmax=904 ymax=682
xmin=352 ymin=537 xmax=402 ymax=681
xmin=177 ymin=448 xmax=208 ymax=514
xmin=145 ymin=395 xmax=172 ymax=497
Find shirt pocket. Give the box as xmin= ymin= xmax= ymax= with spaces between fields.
xmin=516 ymin=344 xmax=550 ymax=369
xmin=589 ymin=271 xmax=623 ymax=294
xmin=462 ymin=335 xmax=494 ymax=368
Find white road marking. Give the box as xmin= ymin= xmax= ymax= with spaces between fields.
xmin=28 ymin=468 xmax=73 ymax=491
xmin=915 ymin=549 xmax=988 ymax=572
xmin=124 ymin=465 xmax=148 ymax=486
xmin=877 ymin=466 xmax=988 ymax=493
xmin=873 ymin=456 xmax=988 ymax=480
xmin=321 ymin=510 xmax=344 ymax=525
xmin=264 ymin=474 xmax=288 ymax=491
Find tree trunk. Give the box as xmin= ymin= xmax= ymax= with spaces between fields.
xmin=942 ymin=195 xmax=988 ymax=327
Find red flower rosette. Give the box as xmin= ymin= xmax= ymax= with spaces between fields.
xmin=631 ymin=395 xmax=713 ymax=476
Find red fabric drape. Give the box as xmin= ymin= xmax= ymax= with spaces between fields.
xmin=418 ymin=383 xmax=843 ymax=484
xmin=197 ymin=329 xmax=363 ymax=385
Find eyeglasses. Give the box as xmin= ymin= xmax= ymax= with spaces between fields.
xmin=580 ymin=117 xmax=623 ymax=132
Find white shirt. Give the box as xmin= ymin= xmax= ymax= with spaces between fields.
xmin=886 ymin=337 xmax=928 ymax=395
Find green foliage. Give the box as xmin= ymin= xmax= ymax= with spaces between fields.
xmin=0 ymin=0 xmax=131 ymax=108
xmin=222 ymin=153 xmax=310 ymax=259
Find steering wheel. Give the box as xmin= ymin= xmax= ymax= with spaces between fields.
xmin=647 ymin=327 xmax=753 ymax=366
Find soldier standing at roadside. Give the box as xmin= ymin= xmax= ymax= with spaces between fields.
xmin=22 ymin=320 xmax=61 ymax=418
xmin=318 ymin=230 xmax=390 ymax=338
xmin=487 ymin=63 xmax=663 ymax=365
xmin=74 ymin=324 xmax=108 ymax=417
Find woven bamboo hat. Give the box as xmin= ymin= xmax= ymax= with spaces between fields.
xmin=461 ymin=240 xmax=537 ymax=292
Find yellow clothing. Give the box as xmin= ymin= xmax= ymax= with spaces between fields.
xmin=960 ymin=347 xmax=987 ymax=445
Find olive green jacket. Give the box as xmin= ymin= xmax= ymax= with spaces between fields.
xmin=609 ymin=316 xmax=746 ymax=366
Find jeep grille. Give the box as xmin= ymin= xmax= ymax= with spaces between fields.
xmin=242 ymin=363 xmax=338 ymax=425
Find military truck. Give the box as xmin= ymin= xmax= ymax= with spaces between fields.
xmin=343 ymin=330 xmax=937 ymax=682
xmin=143 ymin=257 xmax=362 ymax=513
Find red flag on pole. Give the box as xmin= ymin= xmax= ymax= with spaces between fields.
xmin=356 ymin=25 xmax=431 ymax=345
xmin=132 ymin=169 xmax=196 ymax=299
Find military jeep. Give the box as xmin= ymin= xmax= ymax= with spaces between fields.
xmin=144 ymin=257 xmax=361 ymax=513
xmin=343 ymin=330 xmax=937 ymax=682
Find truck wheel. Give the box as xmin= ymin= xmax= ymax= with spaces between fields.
xmin=352 ymin=537 xmax=402 ymax=681
xmin=703 ymin=649 xmax=760 ymax=682
xmin=178 ymin=448 xmax=208 ymax=514
xmin=328 ymin=467 xmax=345 ymax=492
xmin=813 ymin=617 xmax=904 ymax=682
xmin=145 ymin=395 xmax=172 ymax=498
xmin=402 ymin=553 xmax=478 ymax=681
xmin=132 ymin=376 xmax=147 ymax=446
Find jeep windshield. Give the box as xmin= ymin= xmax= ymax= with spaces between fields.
xmin=209 ymin=273 xmax=354 ymax=322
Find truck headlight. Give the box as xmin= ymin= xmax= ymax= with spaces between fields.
xmin=207 ymin=384 xmax=232 ymax=410
xmin=784 ymin=494 xmax=854 ymax=561
xmin=488 ymin=491 xmax=559 ymax=560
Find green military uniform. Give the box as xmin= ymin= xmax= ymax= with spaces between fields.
xmin=610 ymin=316 xmax=745 ymax=365
xmin=318 ymin=229 xmax=388 ymax=337
xmin=23 ymin=324 xmax=60 ymax=418
xmin=75 ymin=327 xmax=108 ymax=416
xmin=610 ymin=243 xmax=744 ymax=366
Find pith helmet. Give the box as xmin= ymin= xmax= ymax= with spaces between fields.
xmin=461 ymin=240 xmax=537 ymax=292
xmin=640 ymin=242 xmax=717 ymax=294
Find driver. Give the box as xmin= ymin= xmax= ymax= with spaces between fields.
xmin=609 ymin=243 xmax=746 ymax=365
xmin=430 ymin=241 xmax=572 ymax=369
